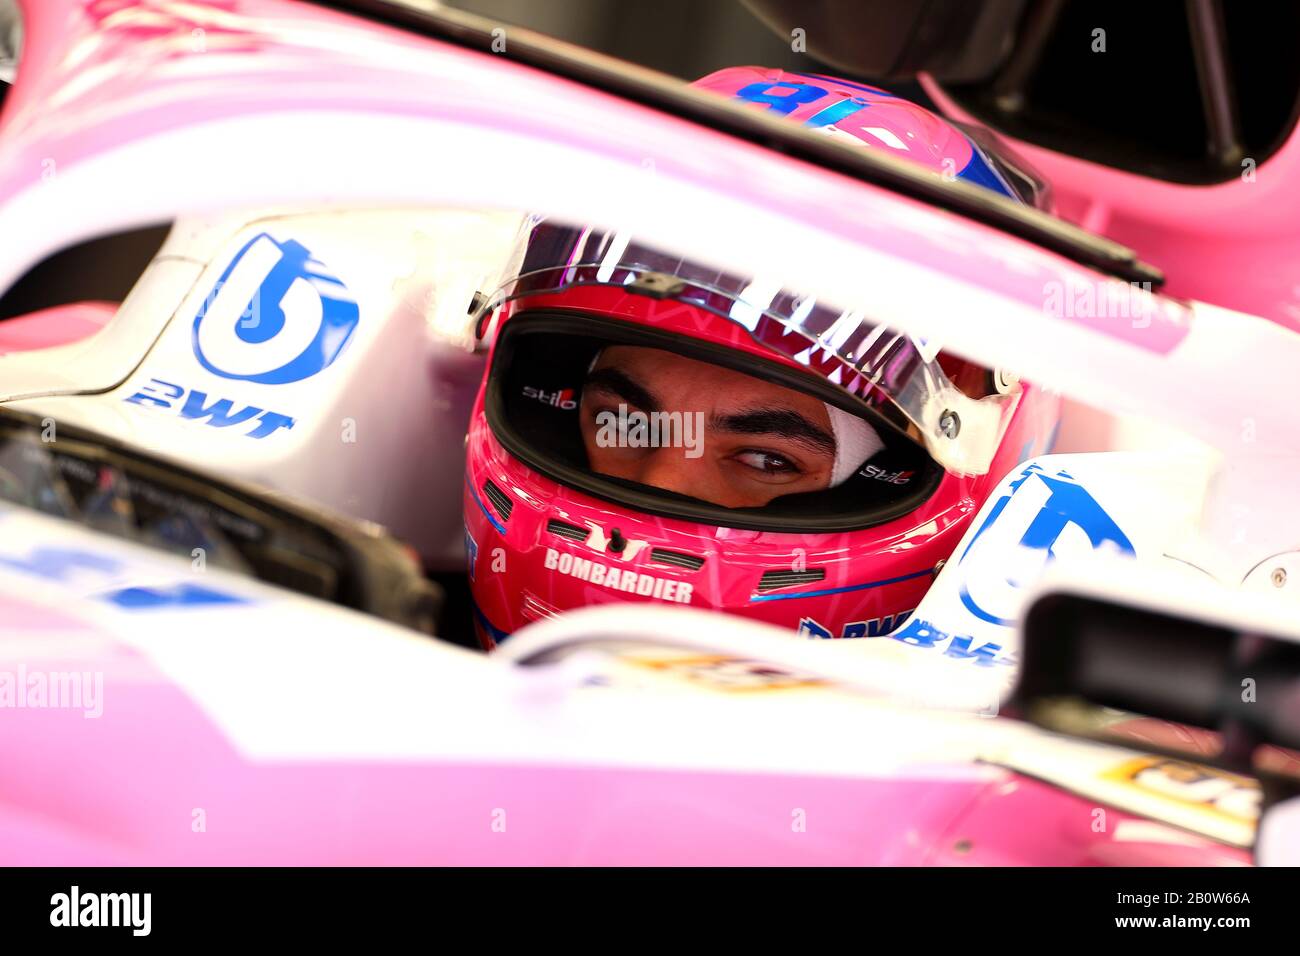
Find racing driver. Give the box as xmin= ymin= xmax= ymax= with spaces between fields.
xmin=462 ymin=67 xmax=1060 ymax=648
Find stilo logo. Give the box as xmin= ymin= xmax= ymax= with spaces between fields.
xmin=860 ymin=464 xmax=914 ymax=485
xmin=192 ymin=232 xmax=360 ymax=385
xmin=522 ymin=385 xmax=577 ymax=410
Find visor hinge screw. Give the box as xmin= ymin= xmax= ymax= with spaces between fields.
xmin=1272 ymin=567 xmax=1287 ymax=588
xmin=938 ymin=410 xmax=961 ymax=440
xmin=609 ymin=528 xmax=628 ymax=555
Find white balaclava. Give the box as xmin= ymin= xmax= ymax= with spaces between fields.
xmin=825 ymin=402 xmax=883 ymax=486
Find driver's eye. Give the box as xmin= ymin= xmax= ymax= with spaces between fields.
xmin=732 ymin=450 xmax=800 ymax=476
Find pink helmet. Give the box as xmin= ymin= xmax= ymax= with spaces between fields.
xmin=463 ymin=68 xmax=1060 ymax=648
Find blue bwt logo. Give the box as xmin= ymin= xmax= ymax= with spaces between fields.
xmin=957 ymin=464 xmax=1135 ymax=627
xmin=193 ymin=233 xmax=360 ymax=384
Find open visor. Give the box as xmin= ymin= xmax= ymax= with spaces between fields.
xmin=479 ymin=220 xmax=1020 ymax=476
xmin=484 ymin=312 xmax=944 ymax=533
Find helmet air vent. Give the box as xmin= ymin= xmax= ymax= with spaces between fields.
xmin=649 ymin=548 xmax=706 ymax=571
xmin=756 ymin=568 xmax=827 ymax=592
xmin=482 ymin=480 xmax=515 ymax=522
xmin=546 ymin=519 xmax=588 ymax=541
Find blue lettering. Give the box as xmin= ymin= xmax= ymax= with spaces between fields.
xmin=105 ymin=583 xmax=246 ymax=609
xmin=735 ymin=80 xmax=827 ymax=115
xmin=804 ymin=97 xmax=869 ymax=129
xmin=179 ymin=391 xmax=263 ymax=428
xmin=0 ymin=546 xmax=121 ymax=581
xmin=891 ymin=618 xmax=944 ymax=649
xmin=125 ymin=382 xmax=297 ymax=440
xmin=245 ymin=411 xmax=296 ymax=439
xmin=865 ymin=610 xmax=911 ymax=637
xmin=798 ymin=616 xmax=834 ymax=640
xmin=123 ymin=378 xmax=184 ymax=409
xmin=942 ymin=635 xmax=1004 ymax=667
xmin=0 ymin=545 xmax=245 ymax=608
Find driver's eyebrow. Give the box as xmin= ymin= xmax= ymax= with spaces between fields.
xmin=583 ymin=367 xmax=660 ymax=413
xmin=710 ymin=408 xmax=836 ymax=456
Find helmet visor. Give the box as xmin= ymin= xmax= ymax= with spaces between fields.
xmin=484 ymin=313 xmax=943 ymax=533
xmin=480 ymin=220 xmax=1019 ymax=476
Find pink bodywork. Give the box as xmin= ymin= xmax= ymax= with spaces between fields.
xmin=0 ymin=594 xmax=1249 ymax=866
xmin=922 ymin=76 xmax=1300 ymax=333
xmin=0 ymin=1 xmax=1192 ymax=356
xmin=0 ymin=301 xmax=115 ymax=354
xmin=0 ymin=0 xmax=1253 ymax=865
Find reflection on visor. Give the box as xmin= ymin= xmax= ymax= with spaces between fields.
xmin=482 ymin=221 xmax=1020 ymax=475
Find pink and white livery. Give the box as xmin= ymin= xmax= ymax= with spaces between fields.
xmin=0 ymin=0 xmax=1298 ymax=866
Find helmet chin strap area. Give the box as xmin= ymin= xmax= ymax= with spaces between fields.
xmin=826 ymin=403 xmax=883 ymax=486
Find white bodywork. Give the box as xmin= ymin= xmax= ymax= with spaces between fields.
xmin=1 ymin=209 xmax=523 ymax=566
